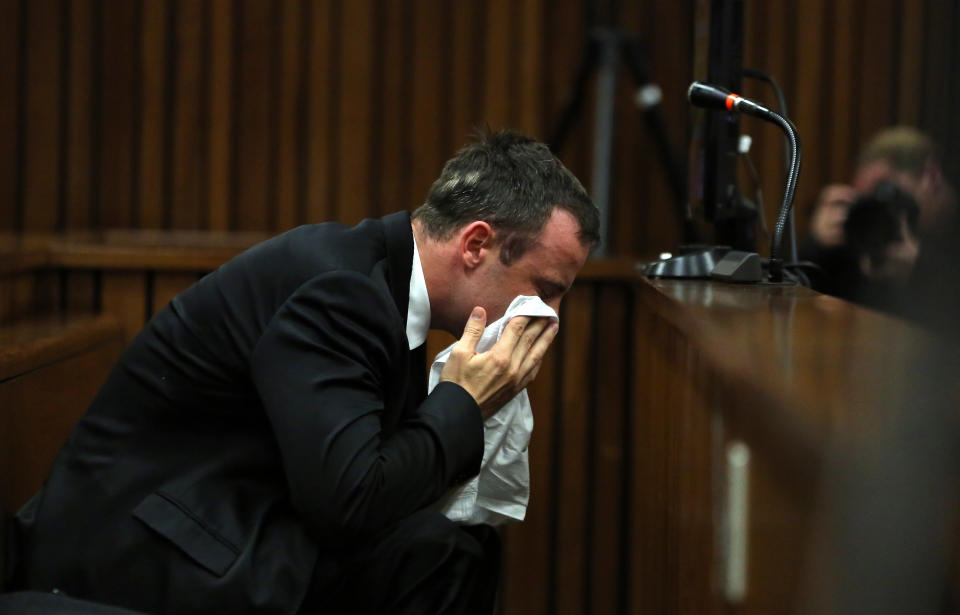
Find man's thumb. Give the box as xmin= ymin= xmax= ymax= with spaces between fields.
xmin=457 ymin=306 xmax=486 ymax=353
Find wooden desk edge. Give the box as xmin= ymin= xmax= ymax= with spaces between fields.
xmin=0 ymin=313 xmax=124 ymax=382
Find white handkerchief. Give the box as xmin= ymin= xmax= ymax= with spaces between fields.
xmin=430 ymin=295 xmax=558 ymax=526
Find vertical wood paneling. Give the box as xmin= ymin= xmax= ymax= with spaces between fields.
xmin=151 ymin=272 xmax=196 ymax=315
xmin=1 ymin=0 xmax=958 ymax=257
xmin=589 ymin=285 xmax=626 ymax=614
xmin=449 ymin=1 xmax=484 ymax=143
xmin=518 ymin=0 xmax=543 ymax=136
xmin=542 ymin=0 xmax=592 ymax=211
xmin=274 ymin=0 xmax=302 ymax=231
xmin=206 ymin=0 xmax=232 ymax=231
xmin=897 ymin=0 xmax=924 ymax=126
xmin=794 ymin=0 xmax=826 ymax=227
xmin=22 ymin=0 xmax=62 ymax=231
xmin=101 ymin=271 xmax=146 ymax=341
xmin=857 ymin=0 xmax=898 ymax=135
xmin=501 ymin=345 xmax=560 ymax=615
xmin=137 ymin=0 xmax=167 ymax=229
xmin=0 ymin=277 xmax=14 ymax=323
xmin=65 ymin=270 xmax=97 ymax=313
xmin=409 ymin=0 xmax=445 ymax=214
xmin=554 ymin=284 xmax=592 ymax=615
xmin=4 ymin=4 xmax=960 ymax=613
xmin=170 ymin=0 xmax=203 ymax=230
xmin=617 ymin=0 xmax=690 ymax=255
xmin=303 ymin=0 xmax=334 ymax=224
xmin=65 ymin=0 xmax=93 ymax=230
xmin=755 ymin=1 xmax=789 ymax=247
xmin=377 ymin=0 xmax=412 ymax=213
xmin=921 ymin=0 xmax=954 ymax=154
xmin=0 ymin=274 xmax=41 ymax=323
xmin=828 ymin=1 xmax=858 ymax=183
xmin=675 ymin=349 xmax=713 ymax=615
xmin=0 ymin=0 xmax=22 ymax=230
xmin=98 ymin=0 xmax=136 ymax=228
xmin=483 ymin=0 xmax=516 ymax=129
xmin=630 ymin=314 xmax=670 ymax=613
xmin=233 ymin=0 xmax=272 ymax=231
xmin=337 ymin=0 xmax=374 ymax=226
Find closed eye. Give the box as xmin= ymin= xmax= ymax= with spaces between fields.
xmin=536 ymin=280 xmax=568 ymax=302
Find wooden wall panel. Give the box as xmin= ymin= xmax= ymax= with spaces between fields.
xmin=64 ymin=270 xmax=98 ymax=313
xmin=170 ymin=0 xmax=204 ymax=230
xmin=303 ymin=0 xmax=335 ymax=224
xmin=0 ymin=315 xmax=125 ymax=517
xmin=65 ymin=0 xmax=94 ymax=230
xmin=0 ymin=0 xmax=21 ymax=231
xmin=409 ymin=0 xmax=447 ymax=214
xmin=589 ymin=285 xmax=627 ymax=615
xmin=274 ymin=0 xmax=304 ymax=232
xmin=137 ymin=0 xmax=168 ymax=230
xmin=4 ymin=0 xmax=956 ymax=256
xmin=97 ymin=0 xmax=137 ymax=229
xmin=151 ymin=272 xmax=199 ymax=316
xmin=376 ymin=0 xmax=413 ymax=215
xmin=897 ymin=1 xmax=925 ymax=127
xmin=553 ymin=284 xmax=593 ymax=615
xmin=101 ymin=271 xmax=147 ymax=341
xmin=337 ymin=0 xmax=375 ymax=227
xmin=207 ymin=0 xmax=233 ymax=231
xmin=500 ymin=345 xmax=560 ymax=615
xmin=233 ymin=0 xmax=273 ymax=231
xmin=483 ymin=0 xmax=517 ymax=129
xmin=449 ymin=1 xmax=484 ymax=142
xmin=22 ymin=0 xmax=62 ymax=231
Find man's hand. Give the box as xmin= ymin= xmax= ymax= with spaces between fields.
xmin=440 ymin=306 xmax=559 ymax=419
xmin=809 ymin=183 xmax=857 ymax=247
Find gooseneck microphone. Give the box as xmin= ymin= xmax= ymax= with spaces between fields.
xmin=687 ymin=80 xmax=802 ymax=282
xmin=687 ymin=81 xmax=776 ymax=121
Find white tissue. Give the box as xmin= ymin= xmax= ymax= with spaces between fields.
xmin=430 ymin=295 xmax=558 ymax=525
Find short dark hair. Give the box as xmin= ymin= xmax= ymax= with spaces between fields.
xmin=411 ymin=128 xmax=600 ymax=264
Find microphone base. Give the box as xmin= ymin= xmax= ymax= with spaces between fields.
xmin=642 ymin=245 xmax=729 ymax=279
xmin=643 ymin=246 xmax=797 ymax=285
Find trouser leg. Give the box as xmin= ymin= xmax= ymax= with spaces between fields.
xmin=299 ymin=509 xmax=500 ymax=615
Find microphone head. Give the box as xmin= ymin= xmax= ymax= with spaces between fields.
xmin=687 ymin=81 xmax=733 ymax=110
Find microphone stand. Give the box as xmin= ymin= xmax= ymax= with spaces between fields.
xmin=646 ymin=84 xmax=802 ymax=284
xmin=765 ymin=113 xmax=802 ymax=282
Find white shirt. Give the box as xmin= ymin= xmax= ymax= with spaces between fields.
xmin=406 ymin=234 xmax=431 ymax=349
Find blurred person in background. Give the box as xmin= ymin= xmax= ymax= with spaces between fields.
xmin=802 ymin=126 xmax=957 ymax=312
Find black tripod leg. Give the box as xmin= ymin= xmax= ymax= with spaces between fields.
xmin=548 ymin=36 xmax=600 ymax=154
xmin=620 ymin=35 xmax=696 ymax=241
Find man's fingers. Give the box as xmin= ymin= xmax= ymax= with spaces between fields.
xmin=494 ymin=315 xmax=532 ymax=357
xmin=455 ymin=306 xmax=487 ymax=355
xmin=518 ymin=321 xmax=558 ymax=380
xmin=509 ymin=317 xmax=550 ymax=370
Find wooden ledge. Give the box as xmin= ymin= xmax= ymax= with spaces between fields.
xmin=0 ymin=313 xmax=124 ymax=382
xmin=0 ymin=230 xmax=269 ymax=274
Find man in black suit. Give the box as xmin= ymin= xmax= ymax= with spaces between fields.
xmin=6 ymin=129 xmax=599 ymax=614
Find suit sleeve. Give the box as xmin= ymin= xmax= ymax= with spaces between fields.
xmin=249 ymin=271 xmax=483 ymax=544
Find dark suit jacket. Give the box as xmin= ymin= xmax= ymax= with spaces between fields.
xmin=10 ymin=212 xmax=484 ymax=614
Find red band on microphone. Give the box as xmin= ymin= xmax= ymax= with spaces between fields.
xmin=725 ymin=93 xmax=740 ymax=111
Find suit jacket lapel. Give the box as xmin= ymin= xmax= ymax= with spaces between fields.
xmin=406 ymin=343 xmax=428 ymax=413
xmin=380 ymin=211 xmax=429 ymax=412
xmin=381 ymin=210 xmax=414 ymax=323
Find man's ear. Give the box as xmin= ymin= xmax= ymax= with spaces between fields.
xmin=458 ymin=221 xmax=494 ymax=269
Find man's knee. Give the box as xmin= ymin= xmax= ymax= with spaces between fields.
xmin=385 ymin=509 xmax=496 ymax=564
